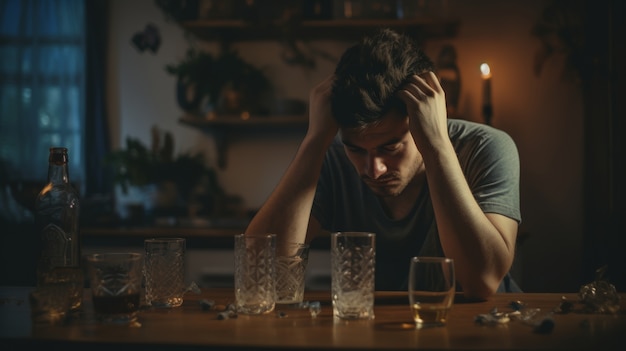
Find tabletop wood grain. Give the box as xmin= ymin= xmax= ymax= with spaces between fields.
xmin=1 ymin=287 xmax=624 ymax=350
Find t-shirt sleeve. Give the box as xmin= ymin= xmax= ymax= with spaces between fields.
xmin=457 ymin=126 xmax=522 ymax=223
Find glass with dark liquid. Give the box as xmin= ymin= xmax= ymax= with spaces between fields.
xmin=86 ymin=253 xmax=143 ymax=325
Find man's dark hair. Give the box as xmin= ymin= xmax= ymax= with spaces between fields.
xmin=331 ymin=29 xmax=435 ymax=128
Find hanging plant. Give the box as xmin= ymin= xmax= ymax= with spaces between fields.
xmin=165 ymin=47 xmax=273 ymax=115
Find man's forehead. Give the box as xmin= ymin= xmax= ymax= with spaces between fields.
xmin=340 ymin=114 xmax=410 ymax=146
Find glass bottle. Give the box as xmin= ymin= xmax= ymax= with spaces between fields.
xmin=35 ymin=147 xmax=83 ymax=311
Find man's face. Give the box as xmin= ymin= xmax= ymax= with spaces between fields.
xmin=340 ymin=110 xmax=422 ymax=198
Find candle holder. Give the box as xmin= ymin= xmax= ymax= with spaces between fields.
xmin=480 ymin=63 xmax=493 ymax=126
xmin=482 ymin=104 xmax=493 ymax=126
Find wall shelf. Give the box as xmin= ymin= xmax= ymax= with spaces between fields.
xmin=176 ymin=17 xmax=460 ymax=168
xmin=181 ymin=18 xmax=460 ymax=42
xmin=179 ymin=114 xmax=308 ymax=168
xmin=179 ymin=114 xmax=308 ymax=129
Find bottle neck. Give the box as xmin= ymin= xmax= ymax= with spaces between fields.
xmin=47 ymin=148 xmax=70 ymax=185
xmin=47 ymin=163 xmax=70 ymax=184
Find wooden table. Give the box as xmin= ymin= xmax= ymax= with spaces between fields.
xmin=1 ymin=287 xmax=624 ymax=350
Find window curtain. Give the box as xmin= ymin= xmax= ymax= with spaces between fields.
xmin=0 ymin=0 xmax=111 ymax=285
xmin=85 ymin=0 xmax=110 ymax=196
xmin=0 ymin=0 xmax=109 ymax=197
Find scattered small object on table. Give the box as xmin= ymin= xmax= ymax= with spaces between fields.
xmin=185 ymin=281 xmax=202 ymax=295
xmin=509 ymin=300 xmax=525 ymax=311
xmin=475 ymin=301 xmax=554 ymax=334
xmin=309 ymin=301 xmax=322 ymax=318
xmin=276 ymin=310 xmax=287 ymax=318
xmin=579 ymin=265 xmax=621 ymax=314
xmin=199 ymin=299 xmax=215 ymax=311
xmin=217 ymin=310 xmax=238 ymax=320
xmin=474 ymin=307 xmax=510 ymax=325
xmin=553 ymin=296 xmax=574 ymax=314
xmin=209 ymin=301 xmax=238 ymax=319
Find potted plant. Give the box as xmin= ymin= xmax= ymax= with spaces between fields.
xmin=104 ymin=126 xmax=223 ymax=219
xmin=165 ymin=47 xmax=273 ymax=115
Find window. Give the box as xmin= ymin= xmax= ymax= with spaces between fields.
xmin=0 ymin=0 xmax=86 ymax=190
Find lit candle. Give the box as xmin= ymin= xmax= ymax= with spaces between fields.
xmin=480 ymin=63 xmax=492 ymax=125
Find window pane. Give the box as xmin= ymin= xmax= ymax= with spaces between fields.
xmin=0 ymin=47 xmax=19 ymax=74
xmin=0 ymin=0 xmax=85 ymax=187
xmin=0 ymin=0 xmax=22 ymax=35
xmin=37 ymin=45 xmax=84 ymax=76
xmin=37 ymin=0 xmax=84 ymax=37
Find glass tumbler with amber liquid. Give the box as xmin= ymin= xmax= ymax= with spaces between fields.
xmin=408 ymin=257 xmax=455 ymax=328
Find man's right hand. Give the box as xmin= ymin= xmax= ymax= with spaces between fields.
xmin=306 ymin=75 xmax=339 ymax=147
xmin=397 ymin=72 xmax=449 ymax=153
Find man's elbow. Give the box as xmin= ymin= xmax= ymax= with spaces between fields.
xmin=460 ymin=277 xmax=501 ymax=301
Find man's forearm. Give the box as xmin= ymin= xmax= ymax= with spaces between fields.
xmin=424 ymin=142 xmax=516 ymax=299
xmin=245 ymin=135 xmax=330 ymax=244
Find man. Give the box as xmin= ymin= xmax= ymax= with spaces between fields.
xmin=245 ymin=29 xmax=521 ymax=300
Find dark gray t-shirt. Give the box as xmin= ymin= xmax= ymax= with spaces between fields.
xmin=312 ymin=119 xmax=521 ymax=291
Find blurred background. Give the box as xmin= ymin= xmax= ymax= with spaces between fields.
xmin=1 ymin=0 xmax=624 ymax=293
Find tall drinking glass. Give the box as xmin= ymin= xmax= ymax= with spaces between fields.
xmin=331 ymin=232 xmax=376 ymax=320
xmin=275 ymin=242 xmax=310 ymax=305
xmin=234 ymin=233 xmax=277 ymax=314
xmin=144 ymin=238 xmax=186 ymax=308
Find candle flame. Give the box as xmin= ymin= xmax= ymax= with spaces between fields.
xmin=480 ymin=63 xmax=491 ymax=78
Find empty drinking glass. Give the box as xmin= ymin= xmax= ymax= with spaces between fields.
xmin=275 ymin=242 xmax=310 ymax=305
xmin=144 ymin=238 xmax=186 ymax=308
xmin=331 ymin=232 xmax=376 ymax=320
xmin=234 ymin=233 xmax=277 ymax=314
